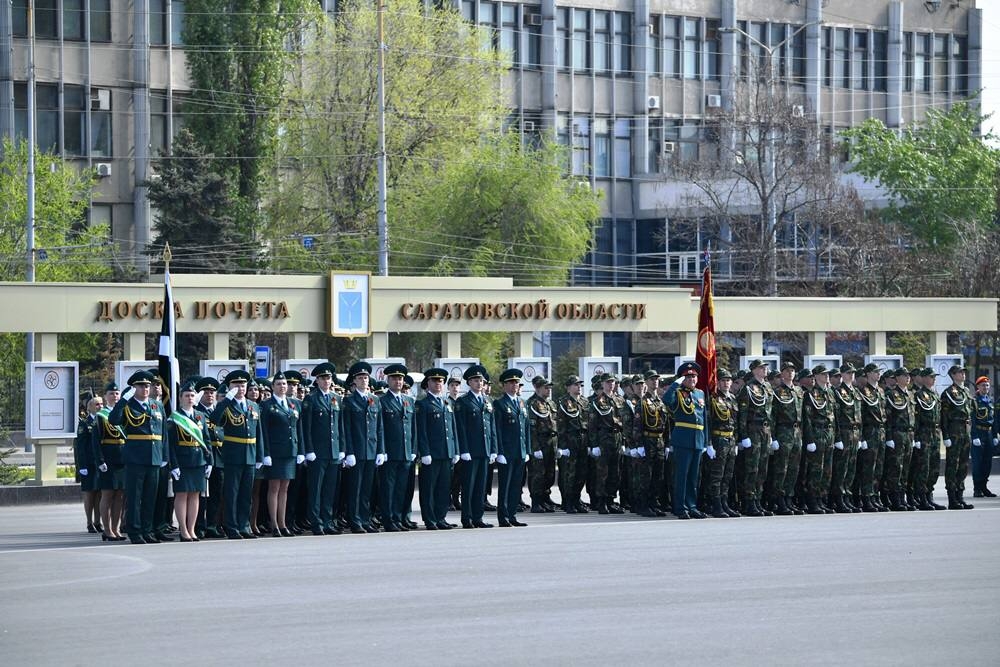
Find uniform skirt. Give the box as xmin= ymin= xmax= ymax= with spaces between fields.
xmin=97 ymin=464 xmax=125 ymax=491
xmin=264 ymin=456 xmax=296 ymax=480
xmin=174 ymin=466 xmax=207 ymax=494
xmin=78 ymin=471 xmax=101 ymax=492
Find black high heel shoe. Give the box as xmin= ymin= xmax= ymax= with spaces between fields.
xmin=87 ymin=523 xmax=97 ymax=534
xmin=101 ymin=534 xmax=112 ymax=542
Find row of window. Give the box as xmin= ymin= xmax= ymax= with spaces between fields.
xmin=13 ymin=83 xmax=111 ymax=157
xmin=554 ymin=115 xmax=632 ymax=179
xmin=12 ymin=0 xmax=185 ymax=46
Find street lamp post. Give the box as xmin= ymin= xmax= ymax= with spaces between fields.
xmin=720 ymin=21 xmax=818 ymax=297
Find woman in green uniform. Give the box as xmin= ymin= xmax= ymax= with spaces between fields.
xmin=168 ymin=381 xmax=214 ymax=542
xmin=261 ymin=373 xmax=304 ymax=537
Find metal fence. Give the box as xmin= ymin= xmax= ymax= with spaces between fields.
xmin=0 ymin=377 xmax=26 ymax=432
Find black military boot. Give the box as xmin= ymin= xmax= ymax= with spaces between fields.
xmin=888 ymin=491 xmax=907 ymax=511
xmin=596 ymin=497 xmax=609 ymax=514
xmin=926 ymin=491 xmax=946 ymax=510
xmin=957 ymin=490 xmax=974 ymax=510
xmin=947 ymin=489 xmax=961 ymax=509
xmin=575 ymin=496 xmax=589 ymax=513
xmin=973 ymin=483 xmax=983 ymax=498
xmin=861 ymin=495 xmax=877 ymax=512
xmin=563 ymin=495 xmax=578 ymax=514
xmin=983 ymin=484 xmax=997 ymax=498
xmin=743 ymin=498 xmax=762 ymax=517
xmin=786 ymin=495 xmax=805 ymax=515
xmin=819 ymin=496 xmax=836 ymax=514
xmin=916 ymin=491 xmax=935 ymax=511
xmin=710 ymin=497 xmax=727 ymax=518
xmin=805 ymin=496 xmax=824 ymax=515
xmin=773 ymin=495 xmax=793 ymax=516
xmin=722 ymin=497 xmax=741 ymax=518
xmin=757 ymin=499 xmax=774 ymax=517
xmin=833 ymin=495 xmax=852 ymax=514
xmin=530 ymin=500 xmax=545 ymax=513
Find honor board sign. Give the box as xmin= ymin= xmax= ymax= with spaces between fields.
xmin=200 ymin=360 xmax=250 ymax=384
xmin=434 ymin=358 xmax=480 ymax=393
xmin=281 ymin=359 xmax=331 ymax=382
xmin=26 ymin=361 xmax=79 ymax=440
xmin=803 ymin=355 xmax=843 ymax=373
xmin=926 ymin=354 xmax=964 ymax=394
xmin=579 ymin=357 xmax=622 ymax=385
xmin=364 ymin=358 xmax=407 ymax=383
xmin=863 ymin=355 xmax=903 ymax=375
xmin=739 ymin=355 xmax=780 ymax=372
xmin=508 ymin=357 xmax=551 ymax=399
xmin=116 ymin=360 xmax=155 ymax=390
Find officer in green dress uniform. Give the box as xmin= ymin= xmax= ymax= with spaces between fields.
xmin=209 ymin=369 xmax=264 ymax=538
xmin=493 ymin=368 xmax=530 ymax=527
xmin=301 ymin=362 xmax=345 ymax=535
xmin=260 ymin=371 xmax=304 ymax=537
xmin=705 ymin=368 xmax=739 ymax=518
xmin=941 ymin=365 xmax=974 ymax=509
xmin=75 ymin=395 xmax=102 ymax=533
xmin=970 ymin=375 xmax=997 ymax=498
xmin=342 ymin=361 xmax=386 ymax=533
xmin=418 ymin=367 xmax=462 ymax=528
xmin=736 ymin=359 xmax=774 ymax=516
xmin=527 ymin=375 xmax=558 ymax=513
xmin=663 ymin=362 xmax=707 ymax=519
xmin=193 ymin=377 xmax=224 ymax=538
xmin=831 ymin=363 xmax=863 ymax=513
xmin=167 ymin=379 xmax=213 ymax=541
xmin=378 ymin=363 xmax=416 ymax=531
xmin=108 ymin=370 xmax=167 ymax=544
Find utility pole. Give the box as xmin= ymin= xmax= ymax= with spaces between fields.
xmin=26 ymin=0 xmax=36 ymax=364
xmin=375 ymin=0 xmax=389 ymax=276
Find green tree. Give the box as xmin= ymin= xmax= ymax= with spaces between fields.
xmin=843 ymin=102 xmax=1000 ymax=247
xmin=183 ymin=0 xmax=318 ymax=258
xmin=267 ymin=0 xmax=509 ymax=271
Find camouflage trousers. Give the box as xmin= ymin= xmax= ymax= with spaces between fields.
xmin=704 ymin=435 xmax=737 ymax=500
xmin=528 ymin=438 xmax=556 ymax=500
xmin=923 ymin=430 xmax=942 ymax=494
xmin=736 ymin=426 xmax=770 ymax=503
xmin=831 ymin=428 xmax=860 ymax=497
xmin=882 ymin=431 xmax=913 ymax=494
xmin=591 ymin=434 xmax=622 ymax=499
xmin=908 ymin=429 xmax=934 ymax=494
xmin=803 ymin=429 xmax=834 ymax=497
xmin=770 ymin=424 xmax=801 ymax=499
xmin=944 ymin=427 xmax=971 ymax=492
xmin=856 ymin=427 xmax=885 ymax=496
xmin=630 ymin=436 xmax=664 ymax=505
xmin=559 ymin=431 xmax=587 ymax=496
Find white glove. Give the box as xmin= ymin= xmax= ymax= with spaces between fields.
xmin=79 ymin=468 xmax=88 ymax=476
xmin=296 ymin=454 xmax=305 ymax=465
xmin=523 ymin=454 xmax=530 ymax=463
xmin=628 ymin=448 xmax=638 ymax=458
xmin=344 ymin=454 xmax=357 ymax=467
xmin=170 ymin=468 xmax=181 ymax=481
xmin=375 ymin=453 xmax=387 ymax=466
xmin=771 ymin=440 xmax=780 ymax=451
xmin=99 ymin=462 xmax=108 ymax=473
xmin=972 ymin=438 xmax=982 ymax=447
xmin=740 ymin=438 xmax=752 ymax=449
xmin=806 ymin=442 xmax=816 ymax=453
xmin=205 ymin=465 xmax=212 ymax=478
xmin=497 ymin=455 xmax=508 ymax=465
xmin=338 ymin=451 xmax=346 ymax=462
xmin=706 ymin=445 xmax=716 ymax=460
xmin=886 ymin=440 xmax=895 ymax=449
xmin=860 ymin=440 xmax=868 ymax=450
xmin=560 ymin=449 xmax=570 ymax=457
xmin=409 ymin=453 xmax=416 ymax=462
xmin=665 ymin=447 xmax=672 ymax=460
xmin=122 ymin=387 xmax=135 ymax=401
xmin=489 ymin=453 xmax=497 ymax=464
xmin=834 ymin=441 xmax=844 ymax=451
xmin=555 ymin=449 xmax=564 ymax=458
xmin=532 ymin=450 xmax=544 ymax=460
xmin=637 ymin=446 xmax=646 ymax=458
xmin=994 ymin=437 xmax=999 ymax=446
xmin=460 ymin=453 xmax=471 ymax=461
xmin=225 ymin=387 xmax=238 ymax=400
xmin=159 ymin=461 xmax=167 ymax=468
xmin=913 ymin=441 xmax=922 ymax=450
xmin=590 ymin=447 xmax=601 ymax=458
xmin=420 ymin=455 xmax=432 ymax=466
xmin=452 ymin=455 xmax=460 ymax=464
xmin=255 ymin=462 xmax=263 ymax=470
xmin=305 ymin=452 xmax=317 ymax=462
xmin=262 ymin=456 xmax=273 ymax=467
xmin=943 ymin=438 xmax=952 ymax=448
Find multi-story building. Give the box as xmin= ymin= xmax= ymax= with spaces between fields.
xmin=0 ymin=1 xmax=988 ymax=364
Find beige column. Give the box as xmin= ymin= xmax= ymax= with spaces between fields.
xmin=745 ymin=332 xmax=763 ymax=357
xmin=513 ymin=332 xmax=534 ymax=358
xmin=366 ymin=332 xmax=389 ymax=358
xmin=678 ymin=331 xmax=697 ymax=357
xmin=806 ymin=332 xmax=826 ymax=356
xmin=585 ymin=331 xmax=604 ymax=357
xmin=869 ymin=331 xmax=887 ymax=356
xmin=37 ymin=332 xmax=58 ymax=361
xmin=441 ymin=332 xmax=462 ymax=359
xmin=123 ymin=333 xmax=146 ymax=360
xmin=207 ymin=333 xmax=230 ymax=359
xmin=929 ymin=331 xmax=949 ymax=355
xmin=289 ymin=333 xmax=310 ymax=359
xmin=33 ymin=333 xmax=62 ymax=484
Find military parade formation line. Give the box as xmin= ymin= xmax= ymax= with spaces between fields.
xmin=71 ymin=358 xmax=998 ymax=544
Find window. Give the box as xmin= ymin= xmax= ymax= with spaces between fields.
xmin=913 ymin=33 xmax=930 ymax=92
xmin=14 ymin=83 xmax=58 ymax=152
xmin=648 ymin=117 xmax=663 ymax=173
xmin=91 ymin=90 xmax=112 ymax=158
xmin=834 ymin=29 xmax=850 ymax=89
xmin=171 ymin=0 xmax=186 ymax=46
xmin=706 ymin=20 xmax=721 ymax=81
xmin=873 ymin=31 xmax=888 ymax=92
xmin=556 ymin=8 xmax=570 ymax=68
xmin=594 ymin=118 xmax=610 ymax=177
xmin=953 ymin=36 xmax=968 ymax=97
xmin=461 ymin=0 xmax=474 ymax=22
xmin=151 ymin=0 xmax=168 ymax=45
xmin=823 ymin=28 xmax=831 ymax=87
xmin=663 ymin=16 xmax=680 ymax=78
xmin=852 ymin=31 xmax=868 ymax=90
xmin=683 ymin=18 xmax=700 ymax=79
xmin=64 ymin=0 xmax=85 ymax=41
xmin=13 ymin=0 xmax=57 ymax=38
xmin=151 ymin=93 xmax=170 ymax=157
xmin=572 ymin=10 xmax=589 ymax=70
xmin=64 ymin=86 xmax=86 ymax=156
xmin=89 ymin=204 xmax=113 ymax=230
xmin=594 ymin=11 xmax=611 ymax=74
xmin=571 ymin=116 xmax=590 ymax=176
xmin=934 ymin=35 xmax=949 ymax=94
xmin=614 ymin=12 xmax=631 ymax=75
xmin=614 ymin=119 xmax=631 ymax=178
xmin=499 ymin=5 xmax=517 ymax=62
xmin=92 ymin=0 xmax=111 ymax=41
xmin=478 ymin=2 xmax=496 ymax=51
xmin=664 ymin=121 xmax=701 ymax=162
xmin=524 ymin=6 xmax=542 ymax=69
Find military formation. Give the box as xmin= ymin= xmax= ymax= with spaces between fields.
xmin=71 ymin=358 xmax=998 ymax=543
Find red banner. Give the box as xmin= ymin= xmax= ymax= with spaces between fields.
xmin=696 ymin=251 xmax=717 ymax=395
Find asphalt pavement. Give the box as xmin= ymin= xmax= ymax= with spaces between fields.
xmin=1 ymin=484 xmax=998 ymax=666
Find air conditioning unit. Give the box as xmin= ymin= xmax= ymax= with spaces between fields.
xmin=647 ymin=95 xmax=661 ymax=111
xmin=706 ymin=94 xmax=723 ymax=108
xmin=662 ymin=141 xmax=676 ymax=154
xmin=575 ymin=181 xmax=591 ymax=190
xmin=95 ymin=163 xmax=112 ymax=178
xmin=791 ymin=104 xmax=805 ymax=118
xmin=523 ymin=120 xmax=535 ymax=133
xmin=523 ymin=13 xmax=542 ymax=27
xmin=90 ymin=88 xmax=111 ymax=111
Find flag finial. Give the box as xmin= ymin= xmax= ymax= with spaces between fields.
xmin=163 ymin=242 xmax=172 ymax=270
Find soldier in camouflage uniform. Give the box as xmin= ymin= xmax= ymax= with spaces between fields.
xmin=831 ymin=363 xmax=863 ymax=513
xmin=790 ymin=368 xmax=813 ymax=509
xmin=911 ymin=368 xmax=942 ymax=510
xmin=917 ymin=369 xmax=947 ymax=510
xmin=587 ymin=373 xmax=625 ymax=514
xmin=556 ymin=375 xmax=589 ymax=514
xmin=736 ymin=359 xmax=774 ymax=517
xmin=802 ymin=365 xmax=836 ymax=514
xmin=527 ymin=375 xmax=558 ymax=513
xmin=883 ymin=368 xmax=916 ymax=511
xmin=705 ymin=368 xmax=739 ymax=518
xmin=618 ymin=376 xmax=639 ymax=511
xmin=855 ymin=364 xmax=887 ymax=512
xmin=940 ymin=365 xmax=974 ymax=509
xmin=631 ymin=370 xmax=667 ymax=517
xmin=769 ymin=362 xmax=803 ymax=516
